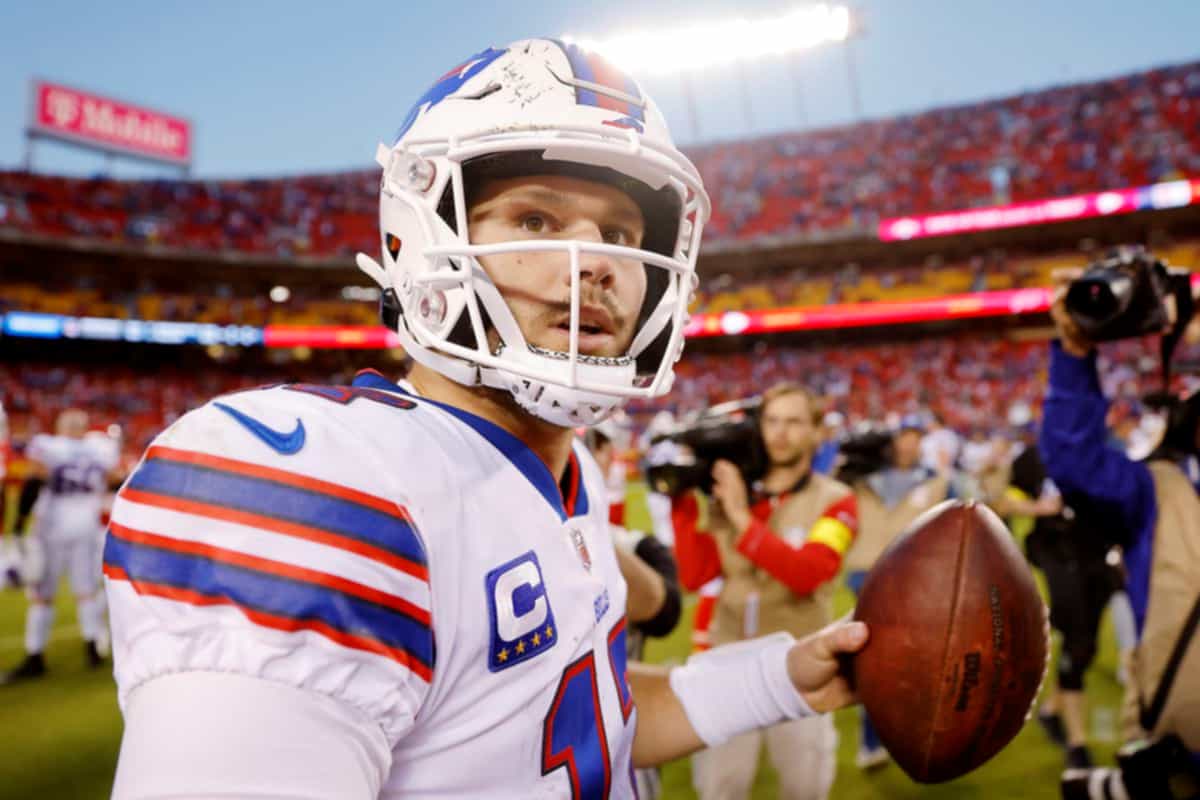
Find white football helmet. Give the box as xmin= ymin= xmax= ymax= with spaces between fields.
xmin=356 ymin=38 xmax=710 ymax=427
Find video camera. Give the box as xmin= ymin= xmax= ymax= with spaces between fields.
xmin=1065 ymin=247 xmax=1199 ymax=458
xmin=642 ymin=398 xmax=765 ymax=496
xmin=833 ymin=427 xmax=894 ymax=485
xmin=1064 ymin=248 xmax=1194 ymax=344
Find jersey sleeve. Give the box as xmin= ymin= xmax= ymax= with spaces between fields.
xmin=1038 ymin=341 xmax=1156 ymax=532
xmin=103 ymin=388 xmax=436 ymax=746
xmin=25 ymin=434 xmax=53 ymax=467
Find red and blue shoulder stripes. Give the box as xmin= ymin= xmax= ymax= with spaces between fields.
xmin=104 ymin=444 xmax=434 ymax=682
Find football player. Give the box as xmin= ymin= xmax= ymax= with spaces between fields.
xmin=0 ymin=399 xmax=16 ymax=588
xmin=3 ymin=409 xmax=121 ymax=682
xmin=105 ymin=40 xmax=869 ymax=799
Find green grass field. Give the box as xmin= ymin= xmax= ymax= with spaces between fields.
xmin=0 ymin=483 xmax=1126 ymax=799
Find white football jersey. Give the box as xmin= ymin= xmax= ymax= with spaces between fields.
xmin=28 ymin=433 xmax=119 ymax=539
xmin=105 ymin=370 xmax=637 ymax=800
xmin=0 ymin=402 xmax=8 ymax=481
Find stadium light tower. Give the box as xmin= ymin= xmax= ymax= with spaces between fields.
xmin=564 ymin=3 xmax=855 ymax=139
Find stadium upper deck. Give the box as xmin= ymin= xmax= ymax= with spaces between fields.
xmin=1 ymin=60 xmax=1196 ymax=257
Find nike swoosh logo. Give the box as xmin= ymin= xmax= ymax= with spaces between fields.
xmin=214 ymin=402 xmax=306 ymax=455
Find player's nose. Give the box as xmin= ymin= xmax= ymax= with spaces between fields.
xmin=565 ymin=222 xmax=617 ymax=290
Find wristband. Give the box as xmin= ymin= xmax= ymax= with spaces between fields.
xmin=668 ymin=632 xmax=815 ymax=746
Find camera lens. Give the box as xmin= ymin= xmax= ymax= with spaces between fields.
xmin=1065 ymin=271 xmax=1133 ymax=332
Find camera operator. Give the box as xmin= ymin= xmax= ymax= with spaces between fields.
xmin=1043 ymin=261 xmax=1200 ymax=799
xmin=842 ymin=414 xmax=962 ymax=770
xmin=670 ymin=382 xmax=857 ymax=800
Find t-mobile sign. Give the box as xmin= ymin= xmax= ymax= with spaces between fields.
xmin=29 ymin=80 xmax=192 ymax=166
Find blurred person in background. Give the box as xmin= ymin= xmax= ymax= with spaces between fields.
xmin=3 ymin=409 xmax=122 ymax=683
xmin=992 ymin=432 xmax=1119 ymax=770
xmin=671 ymin=382 xmax=857 ymax=800
xmin=584 ymin=420 xmax=682 ymax=800
xmin=842 ymin=414 xmax=962 ymax=770
xmin=1043 ymin=286 xmax=1200 ymax=798
xmin=583 ymin=419 xmax=682 ymax=649
xmin=640 ymin=410 xmax=728 ymax=655
xmin=811 ymin=410 xmax=843 ymax=476
xmin=919 ymin=411 xmax=961 ymax=476
xmin=0 ymin=399 xmax=16 ymax=588
xmin=977 ymin=430 xmax=1018 ymax=504
xmin=959 ymin=426 xmax=995 ymax=477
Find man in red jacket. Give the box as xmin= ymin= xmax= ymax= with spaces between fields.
xmin=672 ymin=383 xmax=857 ymax=800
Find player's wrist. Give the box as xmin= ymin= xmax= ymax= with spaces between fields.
xmin=668 ymin=632 xmax=815 ymax=748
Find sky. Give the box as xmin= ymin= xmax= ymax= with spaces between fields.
xmin=1 ymin=0 xmax=1198 ymax=180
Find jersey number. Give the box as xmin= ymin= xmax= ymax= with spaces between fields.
xmin=49 ymin=463 xmax=104 ymax=495
xmin=541 ymin=618 xmax=633 ymax=800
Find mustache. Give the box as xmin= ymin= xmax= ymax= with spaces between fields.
xmin=538 ymin=291 xmax=630 ymax=331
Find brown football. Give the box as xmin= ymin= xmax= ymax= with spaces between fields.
xmin=851 ymin=499 xmax=1049 ymax=783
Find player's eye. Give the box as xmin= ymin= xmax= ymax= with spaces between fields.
xmin=520 ymin=213 xmax=549 ymax=234
xmin=602 ymin=227 xmax=634 ymax=246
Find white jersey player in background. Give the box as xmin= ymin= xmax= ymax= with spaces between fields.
xmin=105 ymin=39 xmax=869 ymax=799
xmin=3 ymin=409 xmax=121 ymax=683
xmin=0 ymin=399 xmax=17 ymax=589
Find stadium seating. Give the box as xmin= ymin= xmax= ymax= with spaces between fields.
xmin=1 ymin=61 xmax=1196 ymax=254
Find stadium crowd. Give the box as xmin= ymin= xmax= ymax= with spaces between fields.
xmin=4 ymin=333 xmax=1194 ymax=475
xmin=1 ymin=60 xmax=1197 ymax=256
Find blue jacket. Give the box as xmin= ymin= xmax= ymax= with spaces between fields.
xmin=1038 ymin=341 xmax=1157 ymax=637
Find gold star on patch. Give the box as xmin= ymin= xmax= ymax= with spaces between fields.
xmin=531 ymin=632 xmax=541 ymax=647
xmin=545 ymin=625 xmax=554 ymax=639
xmin=497 ymin=648 xmax=509 ymax=662
xmin=515 ymin=640 xmax=526 ymax=654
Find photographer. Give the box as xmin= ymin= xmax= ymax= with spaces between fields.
xmin=670 ymin=382 xmax=857 ymax=800
xmin=1042 ymin=254 xmax=1200 ymax=799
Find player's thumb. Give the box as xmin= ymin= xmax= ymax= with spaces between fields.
xmin=817 ymin=620 xmax=869 ymax=659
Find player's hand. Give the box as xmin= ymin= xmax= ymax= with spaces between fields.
xmin=710 ymin=459 xmax=750 ymax=532
xmin=1049 ymin=267 xmax=1095 ymax=358
xmin=1033 ymin=493 xmax=1063 ymax=516
xmin=786 ymin=619 xmax=869 ymax=714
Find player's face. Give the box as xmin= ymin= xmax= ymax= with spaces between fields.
xmin=56 ymin=409 xmax=88 ymax=438
xmin=591 ymin=438 xmax=614 ymax=476
xmin=893 ymin=429 xmax=923 ymax=469
xmin=468 ymin=175 xmax=647 ymax=359
xmin=760 ymin=393 xmax=816 ymax=468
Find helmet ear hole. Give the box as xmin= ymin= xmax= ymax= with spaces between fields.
xmin=442 ymin=300 xmax=496 ymax=353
